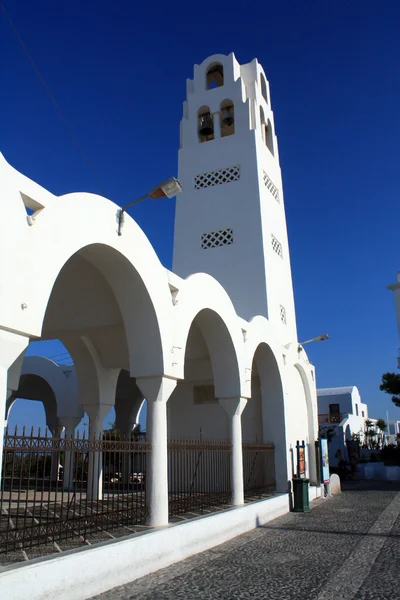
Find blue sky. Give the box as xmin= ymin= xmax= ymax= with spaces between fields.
xmin=2 ymin=1 xmax=399 ymax=429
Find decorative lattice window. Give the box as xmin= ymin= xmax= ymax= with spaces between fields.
xmin=263 ymin=171 xmax=280 ymax=202
xmin=194 ymin=165 xmax=240 ymax=189
xmin=201 ymin=228 xmax=233 ymax=250
xmin=193 ymin=385 xmax=217 ymax=404
xmin=280 ymin=305 xmax=287 ymax=325
xmin=271 ymin=234 xmax=283 ymax=258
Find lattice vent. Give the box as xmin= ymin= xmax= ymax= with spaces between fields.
xmin=262 ymin=171 xmax=280 ymax=202
xmin=194 ymin=165 xmax=240 ymax=189
xmin=280 ymin=305 xmax=287 ymax=325
xmin=193 ymin=385 xmax=217 ymax=404
xmin=201 ymin=228 xmax=233 ymax=250
xmin=271 ymin=234 xmax=283 ymax=258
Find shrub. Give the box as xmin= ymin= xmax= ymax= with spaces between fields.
xmin=381 ymin=444 xmax=400 ymax=466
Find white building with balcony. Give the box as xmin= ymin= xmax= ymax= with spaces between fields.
xmin=317 ymin=386 xmax=368 ymax=465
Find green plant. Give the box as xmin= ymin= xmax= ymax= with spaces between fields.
xmin=381 ymin=444 xmax=400 ymax=466
xmin=364 ymin=419 xmax=377 ymax=449
xmin=319 ymin=426 xmax=336 ymax=443
xmin=380 ymin=372 xmax=400 ymax=407
xmin=375 ymin=418 xmax=387 ymax=448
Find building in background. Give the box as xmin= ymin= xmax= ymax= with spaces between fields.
xmin=318 ymin=385 xmax=400 ymax=465
xmin=317 ymin=386 xmax=368 ymax=466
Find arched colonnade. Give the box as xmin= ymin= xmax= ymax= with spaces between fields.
xmin=0 ymin=154 xmax=318 ymax=525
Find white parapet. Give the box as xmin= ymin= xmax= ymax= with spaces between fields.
xmin=1 ymin=495 xmax=290 ymax=600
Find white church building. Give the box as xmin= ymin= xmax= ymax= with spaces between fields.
xmin=0 ymin=53 xmax=321 ymax=595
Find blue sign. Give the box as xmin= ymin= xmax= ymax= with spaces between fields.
xmin=320 ymin=438 xmax=330 ymax=484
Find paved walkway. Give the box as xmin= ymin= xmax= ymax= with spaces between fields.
xmin=92 ymin=481 xmax=400 ymax=600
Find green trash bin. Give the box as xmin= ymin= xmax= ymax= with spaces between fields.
xmin=292 ymin=477 xmax=310 ymax=513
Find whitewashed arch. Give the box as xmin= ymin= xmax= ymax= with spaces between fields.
xmin=6 ymin=356 xmax=82 ymax=429
xmin=293 ymin=361 xmax=318 ymax=483
xmin=244 ymin=316 xmax=288 ymax=491
xmin=172 ymin=273 xmax=245 ymax=398
xmin=244 ymin=317 xmax=284 ymax=376
xmin=0 ymin=154 xmax=174 ymax=378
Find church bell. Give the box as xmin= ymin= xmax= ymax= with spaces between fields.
xmin=222 ymin=107 xmax=234 ymax=127
xmin=199 ymin=113 xmax=214 ymax=137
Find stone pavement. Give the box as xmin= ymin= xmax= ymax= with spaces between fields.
xmin=92 ymin=481 xmax=400 ymax=600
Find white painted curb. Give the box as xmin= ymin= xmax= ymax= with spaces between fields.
xmin=0 ymin=494 xmax=289 ymax=600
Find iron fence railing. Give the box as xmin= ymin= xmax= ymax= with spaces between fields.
xmin=243 ymin=443 xmax=276 ymax=498
xmin=0 ymin=427 xmax=150 ymax=555
xmin=1 ymin=430 xmax=276 ymax=555
xmin=318 ymin=413 xmax=348 ymax=424
xmin=168 ymin=438 xmax=232 ymax=517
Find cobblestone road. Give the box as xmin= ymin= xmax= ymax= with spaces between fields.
xmin=92 ymin=482 xmax=400 ymax=600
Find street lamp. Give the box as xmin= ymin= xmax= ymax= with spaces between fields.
xmin=117 ymin=177 xmax=182 ymax=236
xmin=298 ymin=333 xmax=329 ymax=352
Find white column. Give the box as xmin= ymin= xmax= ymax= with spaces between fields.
xmin=213 ymin=112 xmax=221 ymax=139
xmin=219 ymin=397 xmax=247 ymax=506
xmin=59 ymin=416 xmax=80 ymax=491
xmin=115 ymin=395 xmax=144 ymax=485
xmin=0 ymin=366 xmax=8 ymax=491
xmin=0 ymin=330 xmax=29 ymax=491
xmin=74 ymin=339 xmax=120 ymax=502
xmin=136 ymin=376 xmax=177 ymax=527
xmin=83 ymin=403 xmax=112 ymax=501
xmin=49 ymin=424 xmax=63 ymax=484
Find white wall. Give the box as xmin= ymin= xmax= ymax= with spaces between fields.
xmin=285 ymin=366 xmax=310 ymax=477
xmin=168 ymin=380 xmax=261 ymax=443
xmin=168 ymin=382 xmax=228 ymax=440
xmin=242 ymin=381 xmax=263 ymax=443
xmin=0 ymin=494 xmax=290 ymax=600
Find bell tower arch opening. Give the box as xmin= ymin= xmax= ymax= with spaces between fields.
xmin=206 ymin=63 xmax=224 ymax=89
xmin=265 ymin=119 xmax=274 ymax=156
xmin=260 ymin=72 xmax=268 ymax=104
xmin=260 ymin=105 xmax=267 ymax=143
xmin=198 ymin=106 xmax=214 ymax=143
xmin=220 ymin=100 xmax=235 ymax=137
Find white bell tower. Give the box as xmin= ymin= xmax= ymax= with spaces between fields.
xmin=173 ymin=53 xmax=298 ymax=344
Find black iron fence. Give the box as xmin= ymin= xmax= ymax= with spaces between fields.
xmin=0 ymin=429 xmax=276 ymax=555
xmin=243 ymin=442 xmax=276 ymax=498
xmin=168 ymin=438 xmax=232 ymax=517
xmin=0 ymin=427 xmax=150 ymax=555
xmin=318 ymin=413 xmax=348 ymax=424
